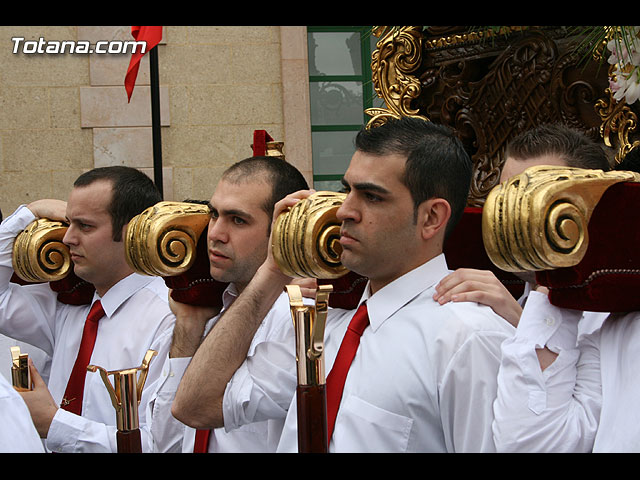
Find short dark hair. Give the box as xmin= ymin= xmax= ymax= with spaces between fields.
xmin=221 ymin=156 xmax=309 ymax=220
xmin=74 ymin=166 xmax=162 ymax=241
xmin=354 ymin=117 xmax=472 ymax=238
xmin=505 ymin=123 xmax=611 ymax=171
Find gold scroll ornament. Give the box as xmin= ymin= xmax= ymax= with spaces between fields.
xmin=272 ymin=191 xmax=347 ymax=280
xmin=482 ymin=165 xmax=640 ymax=272
xmin=12 ymin=218 xmax=71 ymax=283
xmin=125 ymin=201 xmax=211 ymax=277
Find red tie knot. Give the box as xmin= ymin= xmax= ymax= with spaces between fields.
xmin=348 ymin=303 xmax=369 ymax=336
xmin=87 ymin=300 xmax=105 ymax=323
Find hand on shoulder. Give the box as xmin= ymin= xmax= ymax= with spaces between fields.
xmin=433 ymin=268 xmax=523 ymax=327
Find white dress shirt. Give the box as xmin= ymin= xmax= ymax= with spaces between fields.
xmin=493 ymin=290 xmax=640 ymax=452
xmin=0 ymin=372 xmax=44 ymax=452
xmin=517 ymin=282 xmax=607 ymax=340
xmin=275 ymin=254 xmax=515 ymax=452
xmin=593 ymin=311 xmax=640 ymax=451
xmin=0 ymin=205 xmax=176 ymax=453
xmin=150 ymin=284 xmax=294 ymax=452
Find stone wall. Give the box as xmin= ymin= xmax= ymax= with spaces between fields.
xmin=0 ymin=25 xmax=312 ymax=218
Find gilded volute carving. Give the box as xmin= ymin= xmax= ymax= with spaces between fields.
xmin=124 ymin=201 xmax=211 ymax=277
xmin=482 ymin=165 xmax=640 ymax=272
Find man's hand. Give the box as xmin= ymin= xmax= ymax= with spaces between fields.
xmin=168 ymin=292 xmax=220 ymax=358
xmin=26 ymin=199 xmax=67 ymax=222
xmin=433 ymin=268 xmax=523 ymax=327
xmin=291 ymin=277 xmax=317 ymax=298
xmin=262 ymin=189 xmax=316 ymax=279
xmin=18 ymin=359 xmax=58 ymax=438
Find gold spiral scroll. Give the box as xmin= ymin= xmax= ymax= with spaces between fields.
xmin=125 ymin=201 xmax=211 ymax=277
xmin=272 ymin=191 xmax=348 ymax=279
xmin=482 ymin=165 xmax=640 ymax=272
xmin=12 ymin=218 xmax=71 ymax=283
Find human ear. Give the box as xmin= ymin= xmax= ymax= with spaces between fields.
xmin=417 ymin=198 xmax=451 ymax=241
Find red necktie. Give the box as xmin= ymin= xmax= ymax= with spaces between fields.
xmin=61 ymin=300 xmax=104 ymax=415
xmin=325 ymin=302 xmax=370 ymax=443
xmin=193 ymin=429 xmax=211 ymax=453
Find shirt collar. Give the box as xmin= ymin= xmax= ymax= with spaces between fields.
xmin=356 ymin=254 xmax=450 ymax=332
xmin=222 ymin=283 xmax=239 ymax=311
xmin=92 ymin=273 xmax=156 ymax=318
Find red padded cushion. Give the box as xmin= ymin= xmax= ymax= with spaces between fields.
xmin=318 ymin=271 xmax=367 ymax=310
xmin=536 ymin=181 xmax=640 ymax=313
xmin=49 ymin=271 xmax=95 ymax=305
xmin=163 ymin=232 xmax=227 ymax=309
xmin=10 ymin=270 xmax=95 ymax=306
xmin=444 ymin=207 xmax=526 ymax=300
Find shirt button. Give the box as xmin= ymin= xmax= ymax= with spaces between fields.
xmin=545 ymin=317 xmax=555 ymax=327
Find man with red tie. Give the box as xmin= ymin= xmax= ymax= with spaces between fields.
xmin=150 ymin=156 xmax=309 ymax=453
xmin=173 ymin=116 xmax=515 ymax=452
xmin=0 ymin=166 xmax=175 ymax=452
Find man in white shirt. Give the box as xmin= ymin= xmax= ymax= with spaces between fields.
xmin=433 ymin=124 xmax=611 ymax=333
xmin=0 ymin=166 xmax=175 ymax=452
xmin=150 ymin=156 xmax=309 ymax=452
xmin=491 ymin=148 xmax=640 ymax=452
xmin=173 ymin=117 xmax=514 ymax=452
xmin=492 ymin=288 xmax=603 ymax=452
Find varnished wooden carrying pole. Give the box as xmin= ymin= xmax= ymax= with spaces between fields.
xmin=116 ymin=429 xmax=143 ymax=454
xmin=286 ymin=284 xmax=331 ymax=453
xmin=87 ymin=350 xmax=157 ymax=453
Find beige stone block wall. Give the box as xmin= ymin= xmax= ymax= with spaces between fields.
xmin=0 ymin=25 xmax=312 ymax=219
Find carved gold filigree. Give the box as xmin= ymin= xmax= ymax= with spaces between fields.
xmin=596 ymin=83 xmax=640 ymax=164
xmin=595 ymin=28 xmax=639 ymax=161
xmin=12 ymin=218 xmax=71 ymax=283
xmin=124 ymin=201 xmax=210 ymax=277
xmin=423 ymin=26 xmax=530 ymax=50
xmin=482 ymin=165 xmax=640 ymax=272
xmin=365 ymin=26 xmax=428 ymax=128
xmin=272 ymin=191 xmax=347 ymax=279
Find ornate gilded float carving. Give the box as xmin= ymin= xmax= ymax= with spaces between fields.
xmin=365 ymin=26 xmax=637 ymax=205
xmin=592 ymin=27 xmax=640 ymax=164
xmin=124 ymin=201 xmax=211 ymax=277
xmin=272 ymin=191 xmax=347 ymax=279
xmin=365 ymin=26 xmax=428 ymax=128
xmin=596 ymin=83 xmax=640 ymax=164
xmin=482 ymin=165 xmax=640 ymax=272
